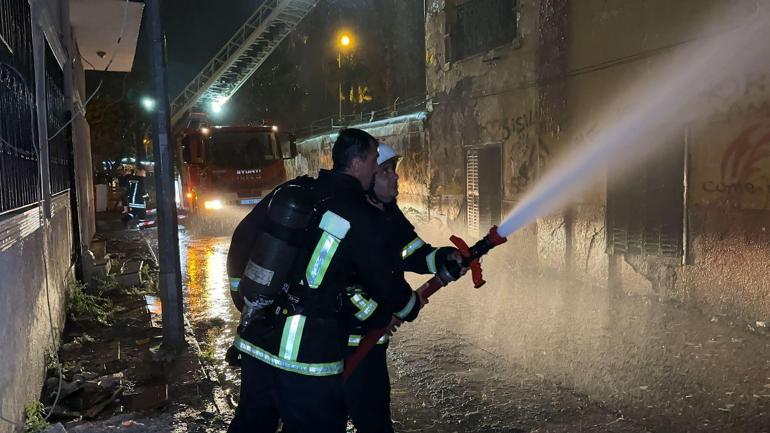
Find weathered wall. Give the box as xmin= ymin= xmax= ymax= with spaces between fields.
xmin=676 ymin=67 xmax=770 ymax=320
xmin=424 ymin=0 xmax=543 ymax=261
xmin=71 ymin=37 xmax=96 ymax=253
xmin=288 ymin=113 xmax=431 ymax=211
xmin=423 ymin=0 xmax=770 ymax=322
xmin=0 ymin=196 xmax=72 ymax=433
xmin=570 ymin=0 xmax=770 ymax=321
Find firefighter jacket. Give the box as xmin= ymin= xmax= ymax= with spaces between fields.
xmin=346 ymin=201 xmax=458 ymax=348
xmin=226 ymin=170 xmax=421 ymax=376
xmin=127 ymin=175 xmax=148 ymax=210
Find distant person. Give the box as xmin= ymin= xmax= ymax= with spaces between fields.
xmin=122 ymin=167 xmax=149 ymax=224
xmin=115 ymin=166 xmax=131 ymax=211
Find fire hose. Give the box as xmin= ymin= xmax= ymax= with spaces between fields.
xmin=343 ymin=226 xmax=508 ymax=380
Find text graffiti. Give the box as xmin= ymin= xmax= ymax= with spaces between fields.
xmin=482 ymin=110 xmax=536 ymax=142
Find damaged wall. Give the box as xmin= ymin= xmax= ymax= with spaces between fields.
xmin=424 ymin=0 xmax=544 ymax=261
xmin=676 ymin=67 xmax=770 ymax=320
xmin=423 ymin=0 xmax=770 ymax=323
xmin=288 ymin=113 xmax=431 ymax=212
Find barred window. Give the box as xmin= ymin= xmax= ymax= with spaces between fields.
xmin=45 ymin=43 xmax=70 ymax=194
xmin=1 ymin=0 xmax=40 ymax=214
xmin=449 ymin=0 xmax=518 ymax=62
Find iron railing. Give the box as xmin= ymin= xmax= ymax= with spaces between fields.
xmin=45 ymin=42 xmax=70 ymax=194
xmin=450 ymin=0 xmax=517 ymax=61
xmin=290 ymin=94 xmax=428 ymax=139
xmin=0 ymin=0 xmax=40 ymax=214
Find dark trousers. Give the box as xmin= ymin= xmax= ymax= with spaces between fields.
xmin=344 ymin=344 xmax=393 ymax=433
xmin=228 ymin=355 xmax=346 ymax=433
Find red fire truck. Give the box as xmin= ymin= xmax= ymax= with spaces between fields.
xmin=175 ymin=113 xmax=296 ymax=224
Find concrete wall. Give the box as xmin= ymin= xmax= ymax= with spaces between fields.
xmin=0 ymin=196 xmax=72 ymax=433
xmin=70 ymin=39 xmax=96 ymax=250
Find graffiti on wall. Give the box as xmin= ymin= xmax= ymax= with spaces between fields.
xmin=720 ymin=123 xmax=770 ymax=183
xmin=700 ymin=122 xmax=770 ymax=208
xmin=480 ymin=110 xmax=550 ymax=200
xmin=696 ymin=71 xmax=770 ymax=209
xmin=481 ymin=110 xmax=536 ymax=143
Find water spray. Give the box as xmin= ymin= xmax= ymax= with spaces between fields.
xmin=344 ymin=226 xmax=507 ymax=380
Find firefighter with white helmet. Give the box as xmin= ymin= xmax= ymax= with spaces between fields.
xmin=343 ymin=142 xmax=464 ymax=433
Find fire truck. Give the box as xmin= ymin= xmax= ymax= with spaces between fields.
xmin=175 ymin=113 xmax=296 ymax=224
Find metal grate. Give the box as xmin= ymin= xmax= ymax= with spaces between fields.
xmin=466 ymin=149 xmax=480 ymax=237
xmin=607 ymin=141 xmax=684 ymax=258
xmin=45 ymin=42 xmax=70 ymax=194
xmin=450 ymin=0 xmax=517 ymax=61
xmin=0 ymin=0 xmax=40 ymax=214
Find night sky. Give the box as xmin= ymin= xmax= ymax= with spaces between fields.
xmin=86 ymin=0 xmax=425 ymax=136
xmin=87 ymin=0 xmax=262 ymax=101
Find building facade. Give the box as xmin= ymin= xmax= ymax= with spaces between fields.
xmin=423 ymin=0 xmax=770 ymax=322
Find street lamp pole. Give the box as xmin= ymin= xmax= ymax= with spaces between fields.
xmin=146 ymin=0 xmax=186 ymax=350
xmin=337 ymin=33 xmax=351 ymax=122
xmin=338 ymin=49 xmax=342 ymax=121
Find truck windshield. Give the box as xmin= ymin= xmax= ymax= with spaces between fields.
xmin=206 ymin=131 xmax=280 ymax=168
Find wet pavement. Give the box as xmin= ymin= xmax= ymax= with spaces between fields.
xmin=173 ymin=226 xmax=770 ymax=433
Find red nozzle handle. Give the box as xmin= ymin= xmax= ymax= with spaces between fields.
xmin=449 ymin=234 xmax=486 ymax=288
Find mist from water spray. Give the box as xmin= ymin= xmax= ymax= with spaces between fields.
xmin=497 ymin=6 xmax=770 ymax=238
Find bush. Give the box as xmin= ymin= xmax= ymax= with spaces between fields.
xmin=23 ymin=401 xmax=48 ymax=433
xmin=66 ymin=279 xmax=113 ymax=325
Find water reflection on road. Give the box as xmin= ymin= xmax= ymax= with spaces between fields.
xmin=178 ymin=228 xmax=242 ymax=385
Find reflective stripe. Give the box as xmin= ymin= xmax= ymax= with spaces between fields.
xmin=279 ymin=315 xmax=306 ymax=361
xmin=234 ymin=337 xmax=343 ymax=376
xmin=351 ymin=294 xmax=378 ymax=321
xmin=305 ymin=232 xmax=340 ymax=288
xmin=318 ymin=211 xmax=350 ymax=239
xmin=130 ymin=180 xmax=139 ymax=205
xmin=229 ymin=277 xmax=241 ymax=292
xmin=347 ymin=334 xmax=389 ymax=346
xmin=426 ymin=249 xmax=438 ymax=274
xmin=394 ymin=292 xmax=417 ymax=320
xmin=304 ymin=212 xmax=351 ymax=289
xmin=401 ymin=237 xmax=425 ymax=259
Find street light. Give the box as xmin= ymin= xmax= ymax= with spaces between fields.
xmin=211 ymin=98 xmax=227 ymax=114
xmin=141 ymin=96 xmax=156 ymax=111
xmin=336 ymin=32 xmax=354 ymax=120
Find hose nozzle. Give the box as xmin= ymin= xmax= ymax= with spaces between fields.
xmin=450 ymin=226 xmax=507 ymax=288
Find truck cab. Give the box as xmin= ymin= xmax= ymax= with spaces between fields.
xmin=176 ymin=118 xmax=297 ymax=216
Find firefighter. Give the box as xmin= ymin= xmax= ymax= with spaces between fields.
xmin=344 ymin=143 xmax=463 ymax=433
xmin=226 ymin=129 xmax=423 ymax=433
xmin=122 ymin=167 xmax=149 ymax=224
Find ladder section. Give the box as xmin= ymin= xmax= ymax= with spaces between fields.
xmin=170 ymin=0 xmax=319 ymax=124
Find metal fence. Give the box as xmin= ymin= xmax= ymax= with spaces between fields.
xmin=45 ymin=42 xmax=70 ymax=194
xmin=0 ymin=0 xmax=40 ymax=214
xmin=450 ymin=0 xmax=518 ymax=61
xmin=290 ymin=94 xmax=428 ymax=139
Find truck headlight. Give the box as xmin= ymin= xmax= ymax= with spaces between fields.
xmin=204 ymin=199 xmax=223 ymax=210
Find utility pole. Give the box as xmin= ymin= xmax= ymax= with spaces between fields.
xmin=146 ymin=0 xmax=186 ymax=349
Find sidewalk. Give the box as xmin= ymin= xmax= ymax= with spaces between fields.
xmin=37 ymin=213 xmax=231 ymax=433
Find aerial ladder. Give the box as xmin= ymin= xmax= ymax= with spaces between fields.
xmin=170 ymin=0 xmax=320 ymax=125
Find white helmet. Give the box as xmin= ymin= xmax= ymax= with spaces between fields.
xmin=377 ymin=143 xmax=400 ymax=166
